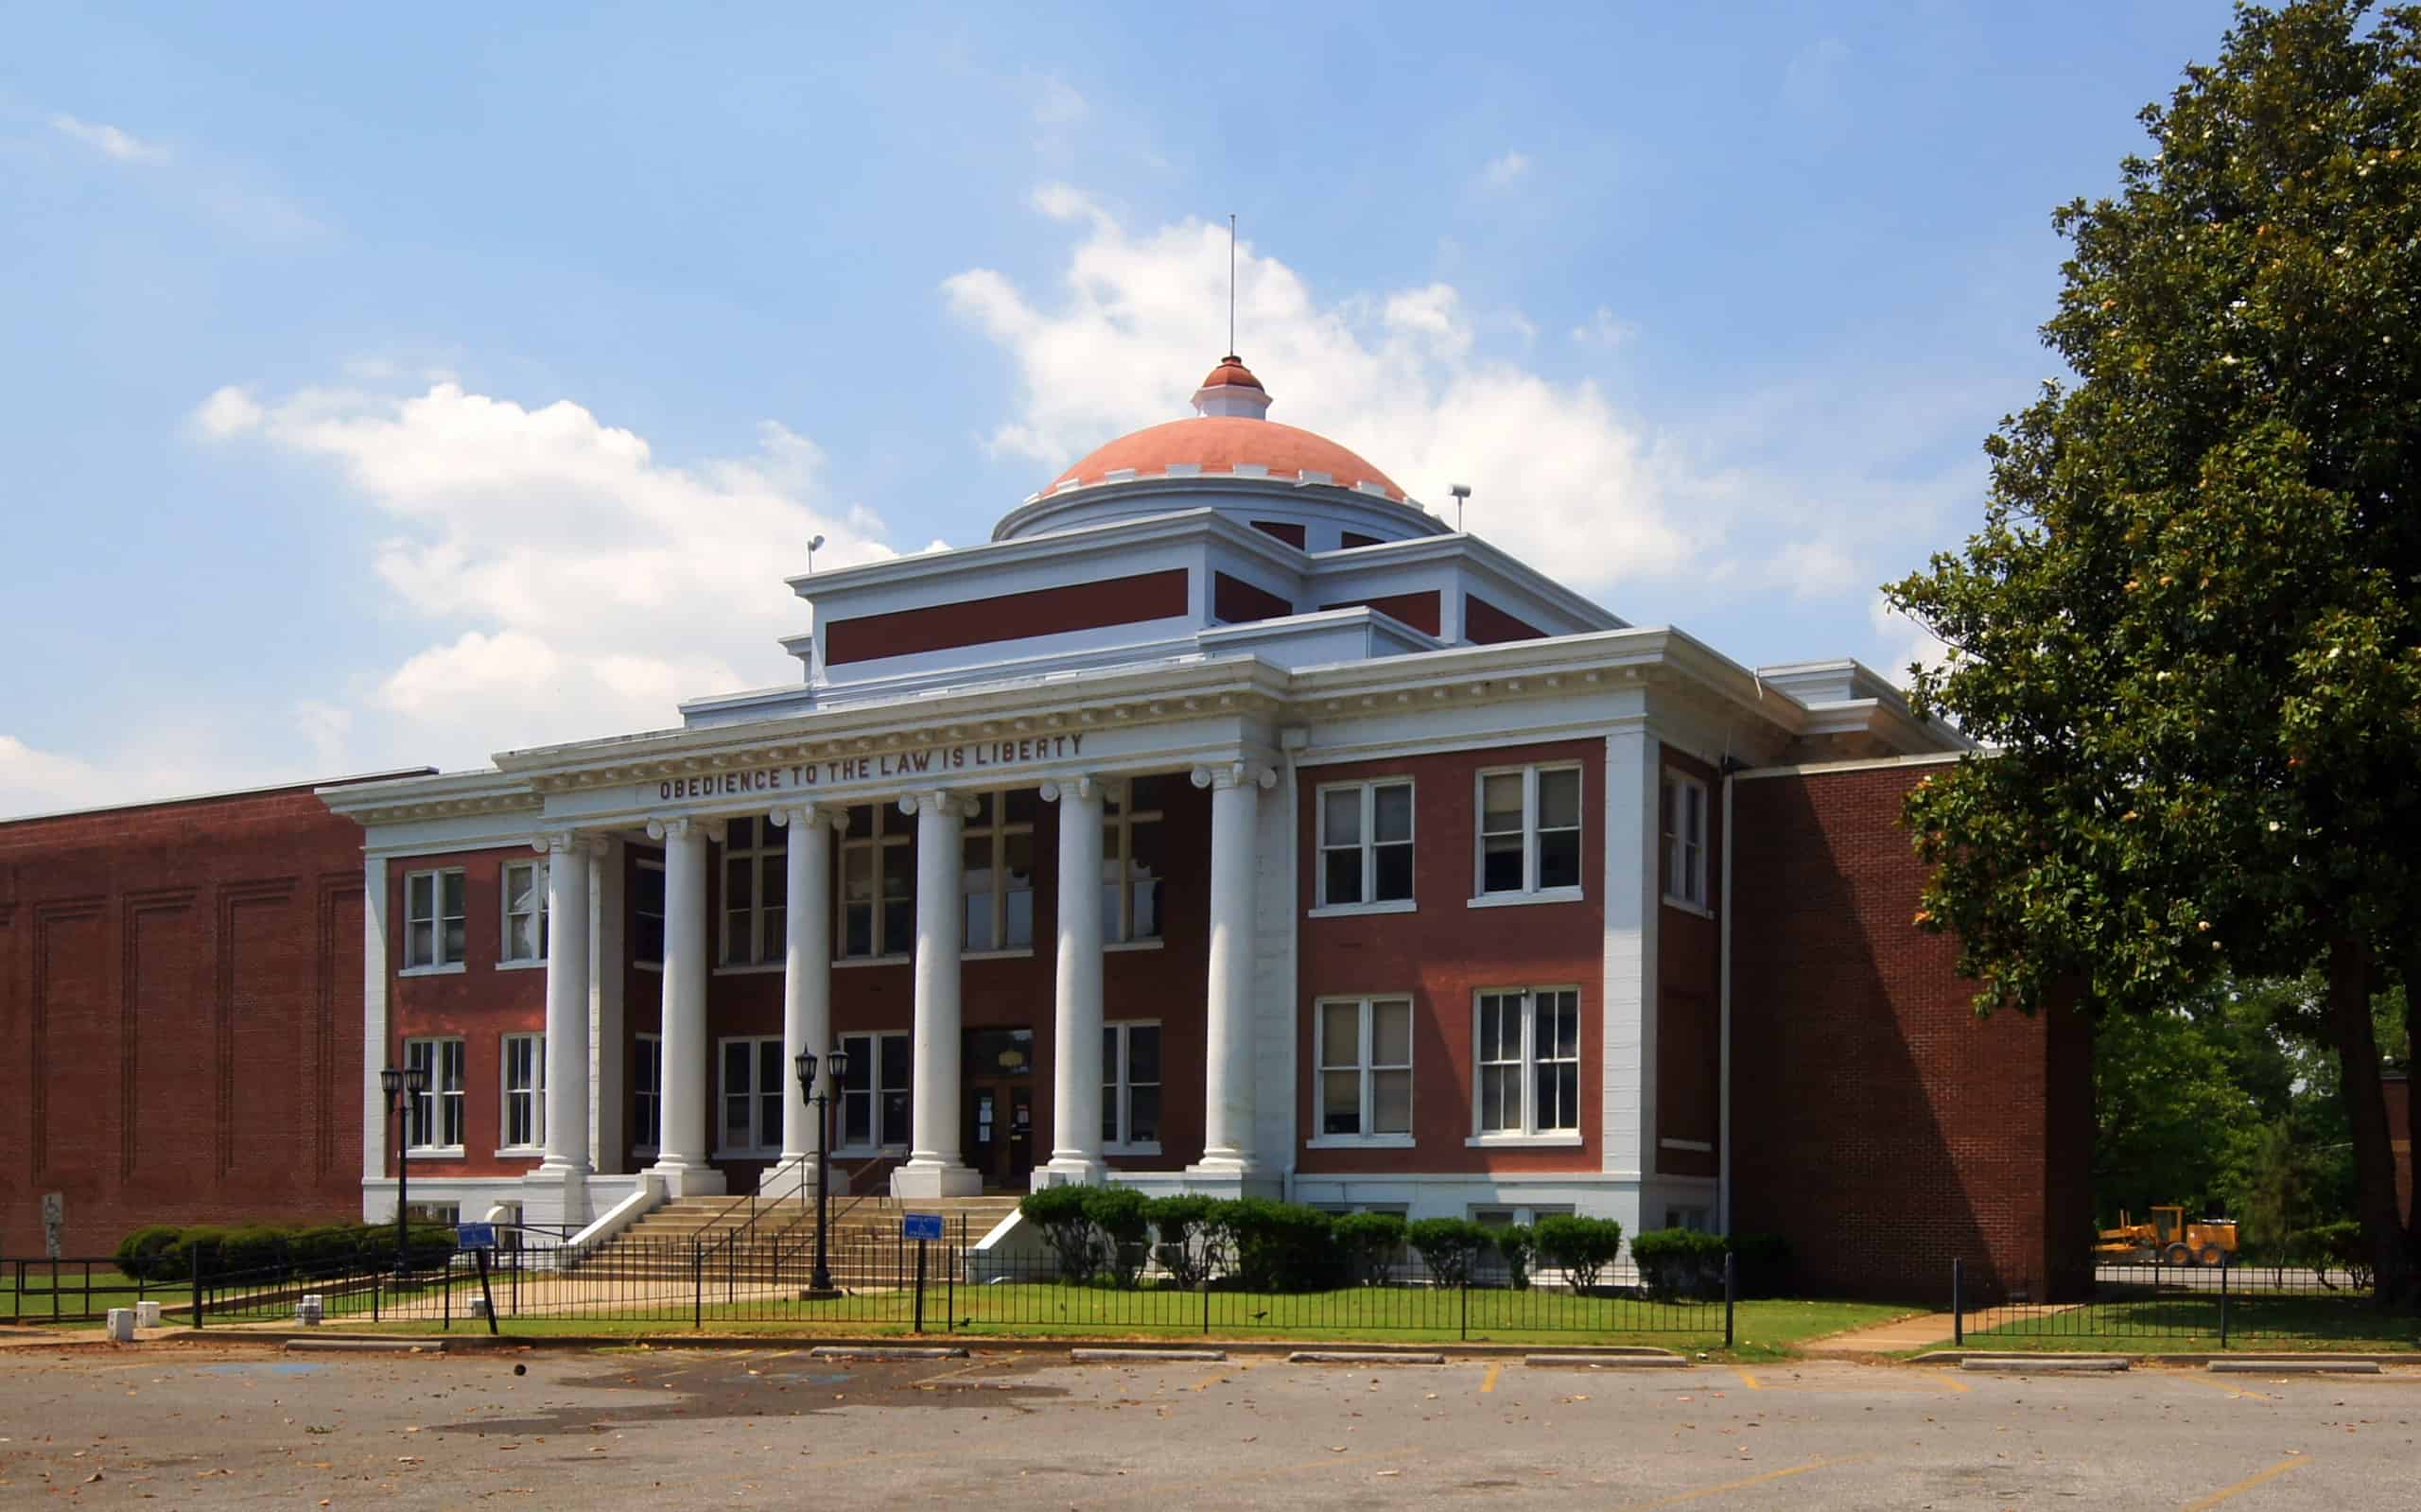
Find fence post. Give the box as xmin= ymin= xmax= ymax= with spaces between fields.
xmin=373 ymin=1270 xmax=381 ymax=1324
xmin=476 ymin=1248 xmax=499 ymax=1337
xmin=913 ymin=1239 xmax=928 ymax=1335
xmin=947 ymin=1243 xmax=956 ymax=1333
xmin=191 ymin=1245 xmax=204 ymax=1330
xmin=1459 ymin=1276 xmax=1469 ymax=1343
xmin=1202 ymin=1273 xmax=1211 ymax=1336
xmin=692 ymin=1241 xmax=704 ymax=1330
xmin=444 ymin=1259 xmax=452 ymax=1331
xmin=2219 ymin=1256 xmax=2230 ymax=1349
xmin=1951 ymin=1259 xmax=1963 ymax=1348
xmin=1723 ymin=1251 xmax=1737 ymax=1351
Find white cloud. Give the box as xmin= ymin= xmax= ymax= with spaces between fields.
xmin=1771 ymin=539 xmax=1859 ymax=600
xmin=1570 ymin=305 xmax=1632 ymax=349
xmin=1482 ymin=150 xmax=1531 ymax=186
xmin=1868 ymin=590 xmax=1954 ymax=686
xmin=1033 ymin=75 xmax=1089 ymax=129
xmin=943 ymin=188 xmax=1694 ymax=589
xmin=186 ymin=379 xmax=896 ymax=771
xmin=50 ymin=113 xmax=168 ymax=165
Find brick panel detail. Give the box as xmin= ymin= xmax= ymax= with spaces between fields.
xmin=1465 ymin=594 xmax=1545 ymax=644
xmin=1212 ymin=572 xmax=1293 ymax=625
xmin=1320 ymin=592 xmax=1441 ymax=637
xmin=825 ymin=568 xmax=1189 ymax=666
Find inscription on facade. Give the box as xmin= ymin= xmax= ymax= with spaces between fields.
xmin=655 ymin=733 xmax=1086 ymax=803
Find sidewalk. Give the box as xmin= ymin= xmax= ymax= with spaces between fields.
xmin=1801 ymin=1312 xmax=1958 ymax=1356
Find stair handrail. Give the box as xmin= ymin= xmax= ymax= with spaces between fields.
xmin=692 ymin=1153 xmax=815 ymax=1264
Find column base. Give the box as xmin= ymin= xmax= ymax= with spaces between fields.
xmin=1181 ymin=1156 xmax=1280 ymax=1199
xmin=641 ymin=1159 xmax=727 ymax=1199
xmin=889 ymin=1160 xmax=982 ymax=1199
xmin=1033 ymin=1156 xmax=1107 ymax=1190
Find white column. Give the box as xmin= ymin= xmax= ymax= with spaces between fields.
xmin=770 ymin=803 xmax=841 ymax=1167
xmin=644 ymin=817 xmax=723 ymax=1195
xmin=536 ymin=832 xmax=595 ymax=1176
xmin=1190 ymin=761 xmax=1276 ymax=1178
xmin=359 ymin=854 xmax=390 ymax=1194
xmin=1602 ymin=725 xmax=1660 ymax=1192
xmin=892 ymin=790 xmax=981 ymax=1199
xmin=1038 ymin=775 xmax=1106 ymax=1187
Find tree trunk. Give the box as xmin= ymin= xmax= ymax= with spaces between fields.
xmin=2324 ymin=935 xmax=2406 ymax=1305
xmin=2404 ymin=942 xmax=2421 ymax=1272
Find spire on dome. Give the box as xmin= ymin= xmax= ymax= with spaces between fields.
xmin=1193 ymin=355 xmax=1273 ymax=419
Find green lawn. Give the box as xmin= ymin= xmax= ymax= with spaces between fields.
xmin=1952 ymin=1293 xmax=2421 ymax=1355
xmin=0 ymin=1263 xmax=149 ymax=1322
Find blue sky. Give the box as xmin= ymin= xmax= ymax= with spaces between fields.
xmin=1 ymin=1 xmax=2238 ymax=816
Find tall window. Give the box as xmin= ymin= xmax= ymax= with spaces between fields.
xmin=1103 ymin=777 xmax=1165 ymax=943
xmin=721 ymin=817 xmax=788 ymax=966
xmin=404 ymin=868 xmax=467 ymax=969
xmin=1475 ymin=765 xmax=1582 ymax=898
xmin=1315 ymin=996 xmax=1413 ymax=1140
xmin=501 ymin=860 xmax=548 ymax=965
xmin=838 ymin=1030 xmax=912 ymax=1149
xmin=634 ymin=860 xmax=666 ymax=967
xmin=1474 ymin=987 xmax=1581 ymax=1137
xmin=840 ymin=805 xmax=914 ymax=959
xmin=1102 ymin=1021 xmax=1161 ymax=1150
xmin=632 ymin=1034 xmax=662 ymax=1155
xmin=1317 ymin=779 xmax=1415 ymax=908
xmin=404 ymin=1036 xmax=465 ymax=1149
xmin=1662 ymin=773 xmax=1709 ymax=909
xmin=961 ymin=791 xmax=1037 ymax=952
xmin=501 ymin=1033 xmax=545 ymax=1149
xmin=718 ymin=1036 xmax=785 ymax=1156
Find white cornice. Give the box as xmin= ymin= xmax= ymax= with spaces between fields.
xmin=1303 ymin=532 xmax=1628 ymax=634
xmin=786 ymin=508 xmax=1306 ymax=602
xmin=991 ymin=473 xmax=1445 ymax=543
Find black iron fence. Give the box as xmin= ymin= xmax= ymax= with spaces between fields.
xmin=4 ymin=1259 xmax=155 ymax=1324
xmin=1950 ymin=1258 xmax=2419 ymax=1349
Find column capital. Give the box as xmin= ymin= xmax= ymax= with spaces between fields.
xmin=645 ymin=816 xmax=725 ymax=843
xmin=531 ymin=831 xmax=609 ymax=858
xmin=767 ymin=802 xmax=850 ymax=833
xmin=1037 ymin=774 xmax=1102 ymax=804
xmin=1191 ymin=761 xmax=1278 ymax=792
xmin=897 ymin=790 xmax=980 ymax=820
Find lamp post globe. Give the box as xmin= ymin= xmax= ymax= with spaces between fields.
xmin=796 ymin=1048 xmax=846 ymax=1300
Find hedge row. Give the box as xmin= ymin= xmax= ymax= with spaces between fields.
xmin=115 ymin=1222 xmax=458 ymax=1282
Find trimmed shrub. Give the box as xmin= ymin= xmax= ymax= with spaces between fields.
xmin=1084 ymin=1186 xmax=1152 ymax=1289
xmin=114 ymin=1225 xmax=180 ymax=1281
xmin=1533 ymin=1215 xmax=1625 ymax=1294
xmin=1629 ymin=1227 xmax=1726 ymax=1299
xmin=1019 ymin=1185 xmax=1106 ymax=1283
xmin=1493 ymin=1225 xmax=1538 ymax=1291
xmin=1404 ymin=1218 xmax=1491 ymax=1289
xmin=1144 ymin=1195 xmax=1216 ymax=1289
xmin=1212 ymin=1199 xmax=1336 ymax=1292
xmin=1332 ymin=1211 xmax=1409 ymax=1286
xmin=119 ymin=1221 xmax=459 ymax=1282
xmin=2302 ymin=1220 xmax=2373 ymax=1290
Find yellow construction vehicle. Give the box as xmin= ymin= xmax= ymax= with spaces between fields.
xmin=2095 ymin=1206 xmax=2238 ymax=1266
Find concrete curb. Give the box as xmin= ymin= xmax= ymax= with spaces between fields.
xmin=285 ymin=1337 xmax=447 ymax=1354
xmin=1289 ymin=1350 xmax=1447 ymax=1365
xmin=2210 ymin=1359 xmax=2380 ymax=1375
xmin=1071 ymin=1347 xmax=1228 ymax=1363
xmin=1525 ymin=1353 xmax=1689 ymax=1369
xmin=1959 ymin=1355 xmax=2129 ymax=1373
xmin=1912 ymin=1348 xmax=2421 ymax=1367
xmin=810 ymin=1345 xmax=968 ymax=1361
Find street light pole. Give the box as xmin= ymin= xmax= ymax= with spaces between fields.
xmin=381 ymin=1063 xmax=431 ymax=1283
xmin=796 ymin=1047 xmax=850 ymax=1300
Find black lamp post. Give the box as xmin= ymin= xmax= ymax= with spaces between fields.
xmin=379 ymin=1062 xmax=431 ymax=1282
xmin=794 ymin=1046 xmax=850 ymax=1298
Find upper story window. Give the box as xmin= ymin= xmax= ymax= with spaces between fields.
xmin=1662 ymin=773 xmax=1710 ymax=910
xmin=500 ymin=860 xmax=548 ymax=965
xmin=1475 ymin=765 xmax=1583 ymax=899
xmin=1316 ymin=779 xmax=1414 ymax=910
xmin=838 ymin=1030 xmax=913 ymax=1149
xmin=634 ymin=860 xmax=666 ymax=968
xmin=1315 ymin=996 xmax=1413 ymax=1143
xmin=1474 ymin=987 xmax=1581 ymax=1138
xmin=500 ymin=1032 xmax=545 ymax=1150
xmin=962 ymin=790 xmax=1037 ymax=952
xmin=404 ymin=1036 xmax=465 ymax=1150
xmin=840 ymin=805 xmax=914 ymax=959
xmin=631 ymin=1033 xmax=662 ymax=1155
xmin=1102 ymin=1021 xmax=1161 ymax=1152
xmin=1103 ymin=777 xmax=1166 ymax=944
xmin=721 ymin=817 xmax=787 ymax=966
xmin=404 ymin=869 xmax=467 ymax=970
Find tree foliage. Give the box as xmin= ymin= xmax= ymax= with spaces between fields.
xmin=1888 ymin=1 xmax=2421 ymax=1290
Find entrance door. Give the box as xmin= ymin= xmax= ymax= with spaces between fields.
xmin=964 ymin=1027 xmax=1036 ymax=1190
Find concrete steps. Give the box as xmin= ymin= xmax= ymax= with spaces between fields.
xmin=582 ymin=1191 xmax=1024 ymax=1278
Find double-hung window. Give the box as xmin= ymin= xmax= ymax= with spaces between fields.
xmin=1662 ymin=773 xmax=1709 ymax=909
xmin=1101 ymin=1021 xmax=1161 ymax=1151
xmin=961 ymin=791 xmax=1037 ymax=952
xmin=631 ymin=1034 xmax=662 ymax=1155
xmin=501 ymin=1033 xmax=545 ymax=1150
xmin=1316 ymin=779 xmax=1415 ymax=910
xmin=634 ymin=860 xmax=667 ymax=968
xmin=837 ymin=1030 xmax=912 ymax=1150
xmin=1314 ymin=996 xmax=1413 ymax=1142
xmin=718 ymin=1035 xmax=785 ymax=1157
xmin=403 ymin=868 xmax=467 ymax=970
xmin=840 ymin=806 xmax=914 ymax=959
xmin=1102 ymin=778 xmax=1165 ymax=944
xmin=1474 ymin=765 xmax=1582 ymax=899
xmin=404 ymin=1036 xmax=465 ymax=1151
xmin=1473 ymin=987 xmax=1581 ymax=1138
xmin=500 ymin=860 xmax=548 ymax=965
xmin=721 ymin=817 xmax=787 ymax=966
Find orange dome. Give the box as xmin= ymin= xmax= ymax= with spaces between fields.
xmin=1199 ymin=356 xmax=1264 ymax=391
xmin=1047 ymin=416 xmax=1404 ymax=501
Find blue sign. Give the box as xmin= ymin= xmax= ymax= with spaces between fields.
xmin=901 ymin=1213 xmax=945 ymax=1243
xmin=456 ymin=1223 xmax=497 ymax=1250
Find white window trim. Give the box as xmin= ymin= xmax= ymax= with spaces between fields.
xmin=1102 ymin=1019 xmax=1163 ymax=1156
xmin=720 ymin=819 xmax=785 ymax=968
xmin=403 ymin=1035 xmax=466 ymax=1156
xmin=1662 ymin=772 xmax=1711 ymax=912
xmin=402 ymin=867 xmax=468 ymax=971
xmin=834 ymin=1029 xmax=912 ymax=1156
xmin=1103 ymin=783 xmax=1165 ymax=945
xmin=1313 ymin=778 xmax=1417 ymax=913
xmin=1471 ymin=985 xmax=1584 ymax=1140
xmin=1471 ymin=763 xmax=1585 ymax=902
xmin=630 ymin=1032 xmax=662 ymax=1157
xmin=634 ymin=858 xmax=667 ymax=972
xmin=961 ymin=791 xmax=1037 ymax=955
xmin=714 ymin=1034 xmax=785 ymax=1159
xmin=497 ymin=1031 xmax=545 ymax=1155
xmin=1310 ymin=994 xmax=1415 ymax=1147
xmin=499 ymin=859 xmax=549 ymax=967
xmin=839 ymin=807 xmax=914 ymax=960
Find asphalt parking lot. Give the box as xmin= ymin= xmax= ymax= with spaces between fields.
xmin=1 ymin=1343 xmax=2415 ymax=1508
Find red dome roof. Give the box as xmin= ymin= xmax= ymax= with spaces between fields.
xmin=1047 ymin=416 xmax=1404 ymax=501
xmin=1199 ymin=356 xmax=1264 ymax=391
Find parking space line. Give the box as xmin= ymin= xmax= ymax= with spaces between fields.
xmin=2179 ymin=1452 xmax=2308 ymax=1510
xmin=1617 ymin=1454 xmax=1863 ymax=1509
xmin=1735 ymin=1368 xmax=1762 ymax=1390
xmin=2174 ymin=1373 xmax=2271 ymax=1401
xmin=1931 ymin=1370 xmax=1971 ymax=1394
xmin=1481 ymin=1363 xmax=1501 ymax=1394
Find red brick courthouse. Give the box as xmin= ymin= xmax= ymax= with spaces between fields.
xmin=1 ymin=358 xmax=2089 ymax=1298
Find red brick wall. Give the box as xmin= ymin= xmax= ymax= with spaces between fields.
xmin=1656 ymin=748 xmax=1721 ymax=1180
xmin=0 ymin=783 xmax=374 ymax=1255
xmin=1729 ymin=761 xmax=2091 ymax=1300
xmin=1212 ymin=572 xmax=1293 ymax=625
xmin=1465 ymin=594 xmax=1545 ymax=644
xmin=824 ymin=568 xmax=1189 ymax=666
xmin=1297 ymin=740 xmax=1605 ymax=1175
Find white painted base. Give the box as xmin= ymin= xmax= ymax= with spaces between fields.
xmin=1177 ymin=1160 xmax=1282 ymax=1200
xmin=890 ymin=1160 xmax=982 ymax=1198
xmin=641 ymin=1160 xmax=727 ymax=1199
xmin=1033 ymin=1157 xmax=1106 ymax=1190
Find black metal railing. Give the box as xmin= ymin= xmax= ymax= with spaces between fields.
xmin=4 ymin=1258 xmax=154 ymax=1324
xmin=1949 ymin=1258 xmax=2421 ymax=1349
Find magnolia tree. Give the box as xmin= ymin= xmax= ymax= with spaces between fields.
xmin=1889 ymin=1 xmax=2421 ymax=1296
